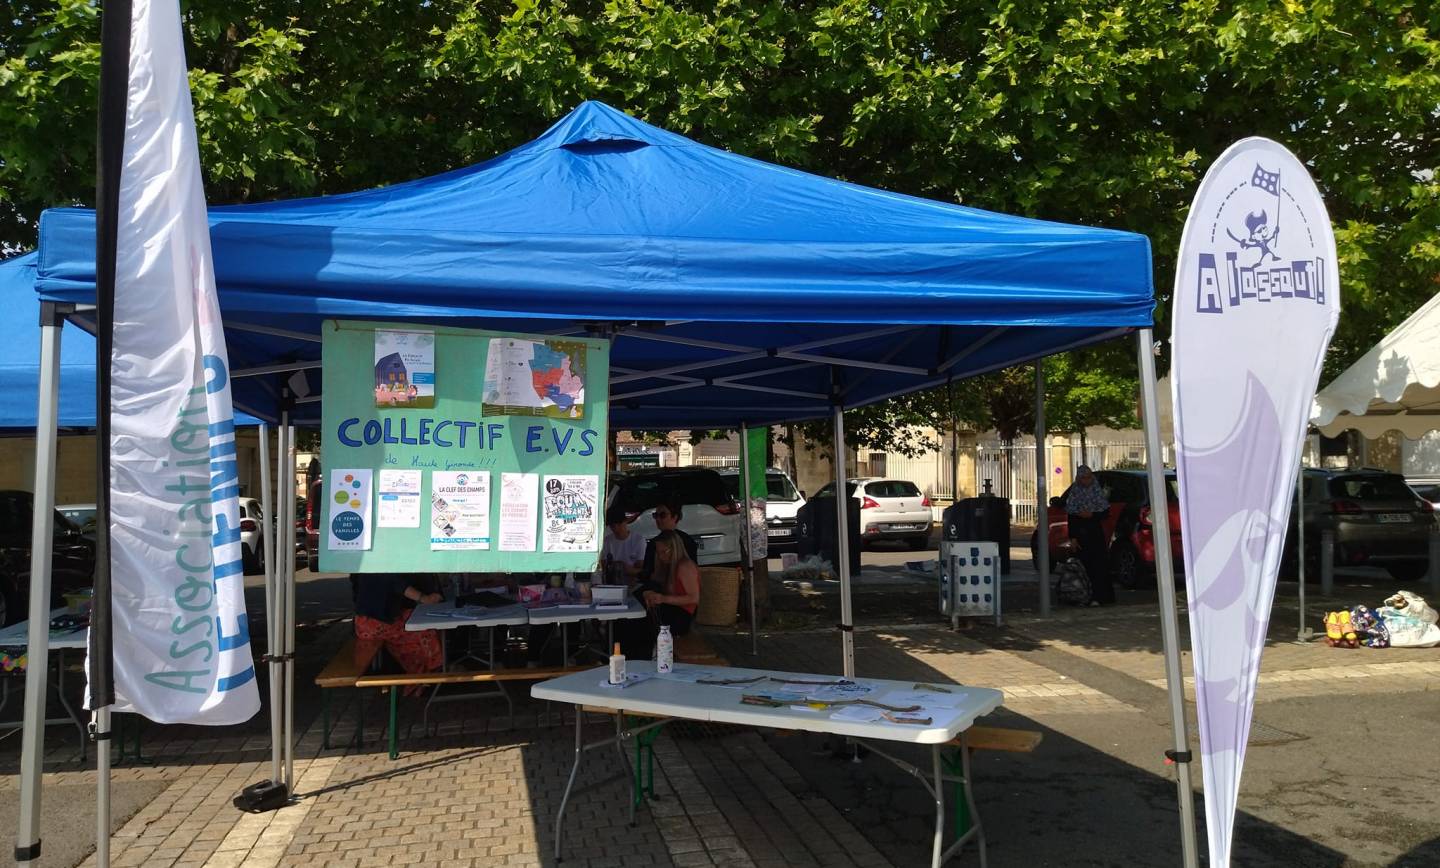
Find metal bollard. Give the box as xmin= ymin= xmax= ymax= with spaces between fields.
xmin=1320 ymin=530 xmax=1335 ymax=597
xmin=1429 ymin=527 xmax=1440 ymax=595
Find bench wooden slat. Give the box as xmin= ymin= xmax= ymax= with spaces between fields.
xmin=951 ymin=725 xmax=1043 ymax=753
xmin=354 ymin=665 xmax=591 ymax=689
xmin=314 ymin=638 xmax=365 ymax=688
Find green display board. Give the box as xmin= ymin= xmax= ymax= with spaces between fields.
xmin=319 ymin=319 xmax=610 ymax=574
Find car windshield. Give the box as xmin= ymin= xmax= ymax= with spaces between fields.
xmin=60 ymin=508 xmax=96 ymax=534
xmin=614 ymin=472 xmax=729 ymax=512
xmin=813 ymin=481 xmax=859 ymax=498
xmin=720 ymin=472 xmax=800 ymax=502
xmin=1329 ymin=475 xmax=1420 ymax=501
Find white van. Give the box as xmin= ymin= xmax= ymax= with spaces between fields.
xmin=719 ymin=467 xmax=807 ymax=552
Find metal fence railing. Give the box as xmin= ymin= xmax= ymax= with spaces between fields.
xmin=975 ymin=439 xmax=1039 ymax=526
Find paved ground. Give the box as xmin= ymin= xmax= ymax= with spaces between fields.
xmin=3 ymin=540 xmax=1439 ymax=867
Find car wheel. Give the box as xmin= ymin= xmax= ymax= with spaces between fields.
xmin=1386 ymin=562 xmax=1429 ymax=583
xmin=242 ymin=544 xmax=260 ymax=576
xmin=1111 ymin=543 xmax=1141 ymax=590
xmin=907 ymin=535 xmax=929 ymax=551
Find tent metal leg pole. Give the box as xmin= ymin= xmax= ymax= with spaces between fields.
xmin=1136 ymin=329 xmax=1200 ymax=868
xmin=739 ymin=425 xmax=758 ymax=657
xmin=259 ymin=424 xmax=283 ymax=785
xmin=1296 ymin=462 xmax=1310 ymax=642
xmin=833 ymin=406 xmax=855 ymax=679
xmin=94 ymin=705 xmax=112 ymax=867
xmin=282 ymin=419 xmax=297 ymax=792
xmin=16 ymin=312 xmax=62 ymax=865
xmin=1035 ymin=362 xmax=1049 ymax=615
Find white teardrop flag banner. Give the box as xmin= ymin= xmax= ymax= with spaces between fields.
xmin=92 ymin=0 xmax=260 ymax=725
xmin=1171 ymin=138 xmax=1339 ymax=865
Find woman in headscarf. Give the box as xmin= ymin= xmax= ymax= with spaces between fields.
xmin=1065 ymin=466 xmax=1114 ymax=605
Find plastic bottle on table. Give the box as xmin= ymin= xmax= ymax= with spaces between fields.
xmin=609 ymin=642 xmax=626 ymax=685
xmin=656 ymin=626 xmax=674 ymax=674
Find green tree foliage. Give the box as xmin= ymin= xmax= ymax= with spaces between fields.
xmin=2 ymin=0 xmax=1435 ymax=400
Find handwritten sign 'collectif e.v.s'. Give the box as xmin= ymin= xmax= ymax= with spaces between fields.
xmin=319 ymin=320 xmax=609 ymax=575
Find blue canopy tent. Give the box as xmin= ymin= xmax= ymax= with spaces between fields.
xmin=0 ymin=252 xmax=263 ymax=429
xmin=16 ymin=103 xmax=1197 ymax=860
xmin=29 ymin=101 xmax=1153 ymax=429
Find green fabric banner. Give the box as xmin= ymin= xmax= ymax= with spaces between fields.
xmin=745 ymin=427 xmax=768 ymax=498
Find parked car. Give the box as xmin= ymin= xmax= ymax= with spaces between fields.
xmin=1029 ymin=469 xmax=1182 ymax=588
xmin=57 ymin=503 xmax=97 ymax=540
xmin=239 ymin=496 xmax=266 ymax=575
xmin=0 ymin=491 xmax=96 ymax=626
xmin=718 ymin=467 xmax=807 ymax=552
xmin=606 ymin=467 xmax=743 ymax=566
xmin=1407 ymin=477 xmax=1440 ymax=511
xmin=811 ymin=477 xmax=932 ymax=549
xmin=1284 ymin=468 xmax=1436 ymax=582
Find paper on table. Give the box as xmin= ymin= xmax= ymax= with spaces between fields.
xmin=598 ymin=673 xmax=652 ymax=689
xmin=498 ymin=472 xmax=539 ymax=552
xmin=879 ymin=690 xmax=966 ymax=709
xmin=829 ymin=705 xmax=884 ymax=723
xmin=810 ymin=682 xmax=876 ymax=702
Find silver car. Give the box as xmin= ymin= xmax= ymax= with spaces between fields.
xmin=607 ymin=468 xmax=743 ymax=566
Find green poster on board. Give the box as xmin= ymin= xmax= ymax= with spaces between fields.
xmin=744 ymin=427 xmax=768 ymax=499
xmin=319 ymin=319 xmax=610 ymax=574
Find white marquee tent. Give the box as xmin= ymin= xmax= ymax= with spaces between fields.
xmin=1312 ymin=290 xmax=1440 ymax=439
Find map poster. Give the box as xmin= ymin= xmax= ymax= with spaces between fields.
xmin=482 ymin=337 xmax=586 ymax=420
xmin=374 ymin=329 xmax=436 ymax=409
xmin=541 ymin=475 xmax=600 ymax=553
xmin=327 ymin=469 xmax=374 ymax=551
xmin=430 ymin=471 xmax=491 ymax=551
xmin=376 ymin=469 xmax=422 ymax=528
xmin=498 ymin=472 xmax=540 ymax=552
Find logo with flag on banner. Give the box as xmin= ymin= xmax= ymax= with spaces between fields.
xmin=92 ymin=0 xmax=259 ymax=725
xmin=1192 ymin=155 xmax=1329 ymax=315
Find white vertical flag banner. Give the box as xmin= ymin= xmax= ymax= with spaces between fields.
xmin=91 ymin=0 xmax=260 ymax=724
xmin=1171 ymin=138 xmax=1338 ymax=865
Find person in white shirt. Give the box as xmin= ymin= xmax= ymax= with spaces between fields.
xmin=600 ymin=504 xmax=646 ymax=585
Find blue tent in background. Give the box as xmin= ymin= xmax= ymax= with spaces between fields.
xmin=25 ymin=101 xmax=1154 ymax=426
xmin=0 ymin=251 xmax=262 ymax=430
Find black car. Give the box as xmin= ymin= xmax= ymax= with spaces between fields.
xmin=1285 ymin=469 xmax=1436 ymax=582
xmin=0 ymin=490 xmax=97 ymax=626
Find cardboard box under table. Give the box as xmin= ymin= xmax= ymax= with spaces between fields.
xmin=532 ymin=662 xmax=1003 ymax=868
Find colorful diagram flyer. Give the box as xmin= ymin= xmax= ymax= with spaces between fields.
xmin=541 ymin=475 xmax=600 ymax=553
xmin=374 ymin=329 xmax=436 ymax=409
xmin=499 ymin=472 xmax=540 ymax=552
xmin=482 ymin=337 xmax=586 ymax=419
xmin=327 ymin=470 xmax=374 ymax=551
xmin=376 ymin=469 xmax=422 ymax=528
xmin=430 ymin=471 xmax=491 ymax=550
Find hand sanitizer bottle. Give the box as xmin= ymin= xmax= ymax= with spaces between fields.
xmin=609 ymin=642 xmax=626 ymax=685
xmin=656 ymin=626 xmax=674 ymax=674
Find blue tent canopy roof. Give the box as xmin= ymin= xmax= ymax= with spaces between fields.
xmin=29 ymin=101 xmax=1154 ymax=427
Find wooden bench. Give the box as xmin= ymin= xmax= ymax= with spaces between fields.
xmin=355 ymin=665 xmax=591 ymax=759
xmin=675 ymin=627 xmax=729 ymax=666
xmin=943 ymin=725 xmax=1043 ymax=835
xmin=315 ymin=637 xmax=370 ymax=750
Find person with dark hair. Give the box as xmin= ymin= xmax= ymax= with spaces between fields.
xmin=351 ymin=573 xmax=443 ymax=693
xmin=640 ymin=493 xmax=698 ymax=582
xmin=601 ymin=503 xmax=645 ymax=584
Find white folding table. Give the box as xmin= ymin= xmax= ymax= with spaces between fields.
xmin=533 ymin=662 xmax=1004 ymax=867
xmin=525 ymin=599 xmax=649 ymax=663
xmin=405 ymin=602 xmax=531 ymax=722
xmin=0 ymin=608 xmax=88 ymax=755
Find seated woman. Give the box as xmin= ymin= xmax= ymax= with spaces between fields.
xmin=352 ymin=573 xmax=443 ymax=694
xmin=621 ymin=530 xmax=701 ymax=658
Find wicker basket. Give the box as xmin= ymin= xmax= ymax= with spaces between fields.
xmin=695 ymin=566 xmax=742 ymax=627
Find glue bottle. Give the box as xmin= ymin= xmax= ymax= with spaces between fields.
xmin=656 ymin=626 xmax=674 ymax=674
xmin=609 ymin=642 xmax=626 ymax=685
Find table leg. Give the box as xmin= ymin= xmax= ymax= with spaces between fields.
xmin=959 ymin=732 xmax=988 ymax=868
xmin=554 ymin=709 xmax=584 ymax=863
xmin=931 ymin=744 xmax=945 ymax=868
xmin=388 ymin=688 xmax=399 ymax=760
xmin=56 ymin=650 xmax=85 ymax=761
